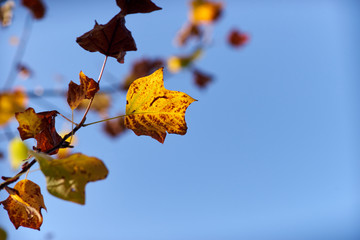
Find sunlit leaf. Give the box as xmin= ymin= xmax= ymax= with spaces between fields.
xmin=190 ymin=0 xmax=223 ymax=24
xmin=0 ymin=179 xmax=46 ymax=230
xmin=0 ymin=0 xmax=15 ymax=27
xmin=67 ymin=71 xmax=99 ymax=110
xmin=15 ymin=108 xmax=62 ymax=154
xmin=8 ymin=137 xmax=28 ymax=170
xmin=125 ymin=68 xmax=196 ymax=143
xmin=30 ymin=151 xmax=108 ymax=205
xmin=21 ymin=0 xmax=45 ymax=19
xmin=0 ymin=89 xmax=27 ymax=126
xmin=116 ymin=0 xmax=161 ymax=15
xmin=76 ymin=13 xmax=137 ymax=63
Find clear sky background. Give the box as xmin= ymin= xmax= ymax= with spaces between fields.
xmin=1 ymin=0 xmax=360 ymax=240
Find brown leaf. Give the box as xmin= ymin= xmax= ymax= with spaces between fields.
xmin=15 ymin=108 xmax=62 ymax=155
xmin=175 ymin=23 xmax=202 ymax=46
xmin=228 ymin=29 xmax=249 ymax=47
xmin=21 ymin=0 xmax=45 ymax=19
xmin=67 ymin=71 xmax=99 ymax=110
xmin=17 ymin=64 xmax=32 ymax=80
xmin=103 ymin=116 xmax=127 ymax=138
xmin=76 ymin=92 xmax=111 ymax=116
xmin=121 ymin=58 xmax=164 ymax=91
xmin=1 ymin=179 xmax=46 ymax=230
xmin=116 ymin=0 xmax=162 ymax=15
xmin=193 ymin=69 xmax=212 ymax=88
xmin=76 ymin=13 xmax=137 ymax=63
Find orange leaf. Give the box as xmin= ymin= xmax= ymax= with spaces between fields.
xmin=125 ymin=68 xmax=196 ymax=143
xmin=0 ymin=89 xmax=27 ymax=126
xmin=190 ymin=0 xmax=223 ymax=25
xmin=67 ymin=71 xmax=99 ymax=110
xmin=0 ymin=179 xmax=46 ymax=230
xmin=15 ymin=108 xmax=62 ymax=154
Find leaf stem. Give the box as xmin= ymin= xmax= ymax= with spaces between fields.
xmin=83 ymin=114 xmax=126 ymax=127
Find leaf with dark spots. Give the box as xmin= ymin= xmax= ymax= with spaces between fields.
xmin=76 ymin=13 xmax=137 ymax=63
xmin=116 ymin=0 xmax=161 ymax=15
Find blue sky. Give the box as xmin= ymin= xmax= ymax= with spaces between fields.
xmin=1 ymin=0 xmax=360 ymax=239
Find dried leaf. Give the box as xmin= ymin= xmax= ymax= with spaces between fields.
xmin=21 ymin=0 xmax=45 ymax=19
xmin=30 ymin=151 xmax=108 ymax=205
xmin=121 ymin=58 xmax=164 ymax=91
xmin=125 ymin=68 xmax=196 ymax=143
xmin=0 ymin=89 xmax=27 ymax=126
xmin=190 ymin=0 xmax=223 ymax=25
xmin=76 ymin=13 xmax=137 ymax=63
xmin=0 ymin=179 xmax=46 ymax=230
xmin=193 ymin=69 xmax=212 ymax=88
xmin=15 ymin=108 xmax=62 ymax=154
xmin=228 ymin=29 xmax=249 ymax=47
xmin=67 ymin=71 xmax=99 ymax=110
xmin=8 ymin=137 xmax=28 ymax=170
xmin=175 ymin=23 xmax=202 ymax=46
xmin=0 ymin=0 xmax=15 ymax=27
xmin=103 ymin=116 xmax=127 ymax=138
xmin=116 ymin=0 xmax=161 ymax=15
xmin=77 ymin=92 xmax=111 ymax=116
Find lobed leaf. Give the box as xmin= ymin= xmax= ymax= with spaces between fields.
xmin=125 ymin=68 xmax=196 ymax=143
xmin=30 ymin=151 xmax=108 ymax=205
xmin=0 ymin=179 xmax=46 ymax=230
xmin=76 ymin=13 xmax=137 ymax=63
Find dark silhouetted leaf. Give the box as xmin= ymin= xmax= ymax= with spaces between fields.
xmin=76 ymin=13 xmax=137 ymax=63
xmin=193 ymin=69 xmax=212 ymax=88
xmin=21 ymin=0 xmax=45 ymax=19
xmin=116 ymin=0 xmax=161 ymax=15
xmin=228 ymin=29 xmax=249 ymax=47
xmin=103 ymin=116 xmax=127 ymax=137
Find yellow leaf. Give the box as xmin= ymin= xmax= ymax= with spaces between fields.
xmin=190 ymin=0 xmax=223 ymax=24
xmin=0 ymin=89 xmax=27 ymax=126
xmin=8 ymin=138 xmax=29 ymax=170
xmin=14 ymin=107 xmax=43 ymax=140
xmin=167 ymin=48 xmax=203 ymax=73
xmin=125 ymin=68 xmax=196 ymax=143
xmin=0 ymin=179 xmax=46 ymax=230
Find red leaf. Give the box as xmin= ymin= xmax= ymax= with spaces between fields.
xmin=76 ymin=13 xmax=137 ymax=63
xmin=228 ymin=29 xmax=249 ymax=48
xmin=21 ymin=0 xmax=46 ymax=19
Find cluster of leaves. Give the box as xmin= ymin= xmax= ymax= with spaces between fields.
xmin=0 ymin=0 xmax=197 ymax=231
xmin=0 ymin=0 xmax=249 ymax=234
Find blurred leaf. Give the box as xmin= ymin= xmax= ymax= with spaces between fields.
xmin=0 ymin=227 xmax=6 ymax=240
xmin=103 ymin=116 xmax=127 ymax=138
xmin=193 ymin=69 xmax=212 ymax=88
xmin=67 ymin=71 xmax=99 ymax=110
xmin=228 ymin=29 xmax=249 ymax=47
xmin=0 ymin=0 xmax=15 ymax=27
xmin=8 ymin=137 xmax=28 ymax=170
xmin=0 ymin=179 xmax=46 ymax=230
xmin=121 ymin=58 xmax=164 ymax=91
xmin=190 ymin=0 xmax=223 ymax=24
xmin=76 ymin=13 xmax=137 ymax=63
xmin=17 ymin=64 xmax=32 ymax=80
xmin=30 ymin=151 xmax=108 ymax=205
xmin=116 ymin=0 xmax=161 ymax=15
xmin=77 ymin=92 xmax=111 ymax=116
xmin=167 ymin=48 xmax=202 ymax=73
xmin=21 ymin=0 xmax=45 ymax=19
xmin=15 ymin=108 xmax=62 ymax=154
xmin=125 ymin=68 xmax=196 ymax=143
xmin=175 ymin=23 xmax=202 ymax=47
xmin=0 ymin=89 xmax=27 ymax=126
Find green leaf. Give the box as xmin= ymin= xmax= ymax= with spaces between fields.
xmin=8 ymin=138 xmax=29 ymax=170
xmin=30 ymin=151 xmax=108 ymax=205
xmin=0 ymin=227 xmax=7 ymax=240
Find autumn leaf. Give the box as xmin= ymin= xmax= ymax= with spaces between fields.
xmin=17 ymin=64 xmax=32 ymax=80
xmin=125 ymin=68 xmax=196 ymax=143
xmin=190 ymin=0 xmax=223 ymax=25
xmin=76 ymin=13 xmax=137 ymax=63
xmin=0 ymin=0 xmax=15 ymax=27
xmin=21 ymin=0 xmax=45 ymax=19
xmin=67 ymin=71 xmax=99 ymax=110
xmin=175 ymin=23 xmax=202 ymax=47
xmin=0 ymin=89 xmax=27 ymax=126
xmin=167 ymin=48 xmax=202 ymax=73
xmin=30 ymin=151 xmax=108 ymax=205
xmin=15 ymin=108 xmax=62 ymax=154
xmin=77 ymin=92 xmax=111 ymax=116
xmin=0 ymin=179 xmax=46 ymax=230
xmin=121 ymin=58 xmax=164 ymax=91
xmin=103 ymin=116 xmax=127 ymax=138
xmin=8 ymin=137 xmax=29 ymax=170
xmin=0 ymin=227 xmax=6 ymax=240
xmin=193 ymin=69 xmax=212 ymax=88
xmin=228 ymin=29 xmax=249 ymax=48
xmin=116 ymin=0 xmax=161 ymax=15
